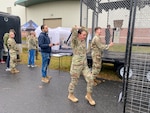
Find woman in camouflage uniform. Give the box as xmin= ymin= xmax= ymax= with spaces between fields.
xmin=68 ymin=26 xmax=95 ymax=106
xmin=7 ymin=31 xmax=19 ymax=74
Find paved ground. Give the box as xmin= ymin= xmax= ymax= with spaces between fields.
xmin=0 ymin=64 xmax=123 ymax=113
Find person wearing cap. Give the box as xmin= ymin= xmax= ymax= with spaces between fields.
xmin=27 ymin=31 xmax=37 ymax=68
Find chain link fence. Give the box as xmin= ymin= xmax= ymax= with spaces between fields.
xmin=81 ymin=0 xmax=130 ymax=44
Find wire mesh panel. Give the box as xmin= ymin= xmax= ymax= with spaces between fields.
xmin=125 ymin=54 xmax=150 ymax=113
xmin=124 ymin=0 xmax=150 ymax=113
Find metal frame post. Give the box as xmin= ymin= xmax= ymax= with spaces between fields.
xmin=123 ymin=0 xmax=137 ymax=112
xmin=80 ymin=0 xmax=83 ymax=26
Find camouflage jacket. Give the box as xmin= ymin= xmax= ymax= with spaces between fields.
xmin=7 ymin=38 xmax=18 ymax=53
xmin=91 ymin=35 xmax=109 ymax=55
xmin=28 ymin=35 xmax=37 ymax=50
xmin=3 ymin=33 xmax=9 ymax=49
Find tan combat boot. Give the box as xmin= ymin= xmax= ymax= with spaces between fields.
xmin=94 ymin=79 xmax=101 ymax=86
xmin=68 ymin=93 xmax=78 ymax=103
xmin=46 ymin=75 xmax=52 ymax=80
xmin=11 ymin=69 xmax=15 ymax=74
xmin=85 ymin=92 xmax=96 ymax=106
xmin=41 ymin=77 xmax=49 ymax=83
xmin=14 ymin=68 xmax=19 ymax=73
xmin=93 ymin=80 xmax=98 ymax=86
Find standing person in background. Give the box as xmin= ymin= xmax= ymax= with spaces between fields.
xmin=105 ymin=24 xmax=111 ymax=44
xmin=68 ymin=26 xmax=95 ymax=106
xmin=91 ymin=27 xmax=113 ymax=86
xmin=27 ymin=31 xmax=37 ymax=68
xmin=3 ymin=33 xmax=10 ymax=71
xmin=0 ymin=34 xmax=5 ymax=64
xmin=38 ymin=25 xmax=59 ymax=83
xmin=7 ymin=30 xmax=19 ymax=74
xmin=35 ymin=35 xmax=39 ymax=60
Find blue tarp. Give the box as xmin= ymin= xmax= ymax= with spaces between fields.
xmin=21 ymin=20 xmax=38 ymax=31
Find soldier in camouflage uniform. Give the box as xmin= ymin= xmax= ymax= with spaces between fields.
xmin=7 ymin=31 xmax=19 ymax=74
xmin=68 ymin=26 xmax=95 ymax=106
xmin=91 ymin=27 xmax=113 ymax=85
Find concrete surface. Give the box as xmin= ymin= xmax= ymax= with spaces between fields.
xmin=0 ymin=64 xmax=123 ymax=113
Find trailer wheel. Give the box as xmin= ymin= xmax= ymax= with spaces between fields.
xmin=116 ymin=65 xmax=133 ymax=79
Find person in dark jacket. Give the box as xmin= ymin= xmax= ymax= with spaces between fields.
xmin=0 ymin=39 xmax=5 ymax=64
xmin=105 ymin=25 xmax=111 ymax=44
xmin=38 ymin=25 xmax=59 ymax=83
xmin=3 ymin=29 xmax=16 ymax=71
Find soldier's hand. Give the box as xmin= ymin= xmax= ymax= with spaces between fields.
xmin=71 ymin=25 xmax=78 ymax=33
xmin=74 ymin=25 xmax=81 ymax=30
xmin=55 ymin=43 xmax=59 ymax=45
xmin=109 ymin=42 xmax=113 ymax=47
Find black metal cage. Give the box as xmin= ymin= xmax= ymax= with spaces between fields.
xmin=80 ymin=0 xmax=150 ymax=113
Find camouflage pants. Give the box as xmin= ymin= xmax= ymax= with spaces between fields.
xmin=91 ymin=51 xmax=102 ymax=78
xmin=10 ymin=52 xmax=17 ymax=69
xmin=68 ymin=55 xmax=94 ymax=93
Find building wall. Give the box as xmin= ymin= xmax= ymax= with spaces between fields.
xmin=26 ymin=1 xmax=80 ymax=27
xmin=0 ymin=0 xmax=80 ymax=27
xmin=0 ymin=0 xmax=26 ymax=25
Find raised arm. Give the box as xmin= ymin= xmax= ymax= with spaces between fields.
xmin=71 ymin=26 xmax=78 ymax=48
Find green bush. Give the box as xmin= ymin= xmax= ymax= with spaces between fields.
xmin=22 ymin=47 xmax=28 ymax=52
xmin=22 ymin=37 xmax=26 ymax=41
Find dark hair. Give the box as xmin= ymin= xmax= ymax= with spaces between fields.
xmin=107 ymin=24 xmax=110 ymax=28
xmin=41 ymin=25 xmax=45 ymax=30
xmin=78 ymin=28 xmax=88 ymax=34
xmin=94 ymin=27 xmax=101 ymax=32
xmin=30 ymin=31 xmax=34 ymax=35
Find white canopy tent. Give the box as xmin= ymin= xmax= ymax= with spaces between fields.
xmin=35 ymin=27 xmax=71 ymax=50
xmin=35 ymin=26 xmax=91 ymax=51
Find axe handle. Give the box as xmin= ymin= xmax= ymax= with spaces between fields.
xmin=65 ymin=33 xmax=72 ymax=44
